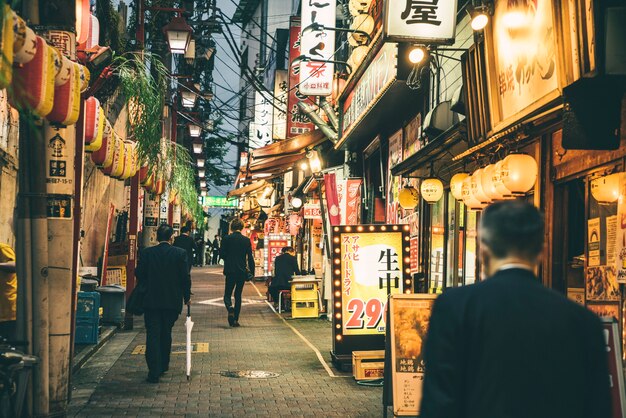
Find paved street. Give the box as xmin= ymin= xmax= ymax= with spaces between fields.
xmin=68 ymin=266 xmax=384 ymax=417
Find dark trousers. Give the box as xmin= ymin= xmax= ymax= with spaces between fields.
xmin=223 ymin=275 xmax=245 ymax=321
xmin=211 ymin=251 xmax=219 ymax=265
xmin=269 ymin=285 xmax=290 ymax=303
xmin=144 ymin=309 xmax=179 ymax=379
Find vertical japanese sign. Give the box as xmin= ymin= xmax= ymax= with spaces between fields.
xmin=172 ymin=204 xmax=182 ymax=231
xmin=588 ymin=218 xmax=601 ymax=267
xmin=300 ymin=0 xmax=336 ymax=96
xmin=273 ymin=70 xmax=288 ymax=140
xmin=337 ymin=179 xmax=363 ymax=225
xmin=264 ymin=234 xmax=291 ymax=276
xmin=384 ymin=0 xmax=457 ymax=44
xmin=387 ymin=129 xmax=403 ymax=224
xmin=45 ymin=123 xmax=75 ymax=219
xmin=251 ymin=90 xmax=273 ymax=149
xmin=143 ymin=193 xmax=159 ymax=227
xmin=287 ymin=17 xmax=315 ymax=138
xmin=615 ymin=173 xmax=626 ymax=283
xmin=389 ymin=294 xmax=437 ymax=416
xmin=159 ymin=192 xmax=169 ymax=225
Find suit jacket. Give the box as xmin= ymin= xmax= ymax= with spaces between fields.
xmin=173 ymin=234 xmax=197 ymax=271
xmin=271 ymin=253 xmax=300 ymax=288
xmin=420 ymin=268 xmax=611 ymax=418
xmin=220 ymin=231 xmax=255 ymax=278
xmin=135 ymin=242 xmax=191 ymax=313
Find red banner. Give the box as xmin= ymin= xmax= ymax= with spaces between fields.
xmin=268 ymin=239 xmax=289 ymax=274
xmin=410 ymin=237 xmax=419 ymax=274
xmin=344 ymin=179 xmax=362 ymax=225
xmin=287 ymin=16 xmax=315 ymax=138
xmin=324 ymin=173 xmax=341 ymax=226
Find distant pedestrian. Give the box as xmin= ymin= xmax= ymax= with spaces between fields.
xmin=136 ymin=224 xmax=191 ymax=383
xmin=211 ymin=235 xmax=221 ymax=265
xmin=195 ymin=236 xmax=205 ymax=266
xmin=420 ymin=201 xmax=611 ymax=418
xmin=269 ymin=246 xmax=300 ymax=308
xmin=0 ymin=243 xmax=17 ymax=342
xmin=220 ymin=219 xmax=254 ymax=327
xmin=173 ymin=226 xmax=197 ymax=274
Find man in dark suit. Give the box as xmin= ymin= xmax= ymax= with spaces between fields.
xmin=136 ymin=224 xmax=191 ymax=383
xmin=420 ymin=201 xmax=611 ymax=418
xmin=269 ymin=246 xmax=300 ymax=306
xmin=220 ymin=218 xmax=254 ymax=327
xmin=173 ymin=225 xmax=197 ymax=273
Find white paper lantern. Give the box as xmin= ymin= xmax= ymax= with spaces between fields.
xmin=450 ymin=173 xmax=469 ymax=201
xmin=481 ymin=164 xmax=503 ymax=201
xmin=500 ymin=154 xmax=538 ymax=195
xmin=471 ymin=168 xmax=491 ymax=204
xmin=591 ymin=173 xmax=621 ymax=204
xmin=461 ymin=176 xmax=484 ymax=210
xmin=421 ymin=178 xmax=444 ymax=203
xmin=492 ymin=160 xmax=515 ymax=199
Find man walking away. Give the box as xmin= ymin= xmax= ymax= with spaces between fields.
xmin=136 ymin=224 xmax=191 ymax=383
xmin=269 ymin=246 xmax=300 ymax=308
xmin=173 ymin=226 xmax=197 ymax=273
xmin=220 ymin=218 xmax=254 ymax=327
xmin=420 ymin=201 xmax=611 ymax=418
xmin=211 ymin=235 xmax=221 ymax=265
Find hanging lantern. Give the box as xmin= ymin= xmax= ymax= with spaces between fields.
xmin=53 ymin=53 xmax=72 ymax=86
xmin=450 ymin=173 xmax=469 ymax=200
xmin=349 ymin=45 xmax=368 ymax=70
xmin=420 ymin=178 xmax=444 ymax=203
xmin=0 ymin=6 xmax=15 ymax=89
xmin=139 ymin=165 xmax=150 ymax=185
xmin=480 ymin=164 xmax=502 ymax=201
xmin=591 ymin=173 xmax=621 ymax=204
xmin=120 ymin=141 xmax=134 ymax=180
xmin=181 ymin=90 xmax=196 ymax=108
xmin=76 ymin=0 xmax=91 ymax=46
xmin=48 ymin=60 xmax=81 ymax=125
xmin=470 ymin=168 xmax=491 ymax=204
xmin=78 ymin=64 xmax=90 ymax=92
xmin=103 ymin=136 xmax=125 ymax=178
xmin=348 ymin=14 xmax=374 ymax=46
xmin=162 ymin=15 xmax=193 ymax=54
xmin=348 ymin=0 xmax=372 ymax=16
xmin=398 ymin=185 xmax=419 ymax=209
xmin=461 ymin=176 xmax=484 ymax=210
xmin=84 ymin=98 xmax=104 ymax=152
xmin=86 ymin=14 xmax=100 ymax=49
xmin=91 ymin=121 xmax=112 ymax=166
xmin=499 ymin=154 xmax=538 ymax=195
xmin=189 ymin=124 xmax=201 ymax=137
xmin=143 ymin=173 xmax=155 ymax=190
xmin=492 ymin=160 xmax=515 ymax=199
xmin=197 ymin=158 xmax=205 ymax=168
xmin=14 ymin=17 xmax=37 ymax=64
xmin=9 ymin=36 xmax=56 ymax=117
xmin=154 ymin=177 xmax=166 ymax=195
xmin=184 ymin=39 xmax=195 ymax=64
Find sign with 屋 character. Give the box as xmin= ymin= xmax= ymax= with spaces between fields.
xmin=300 ymin=0 xmax=336 ymax=96
xmin=384 ymin=0 xmax=458 ymax=44
xmin=331 ymin=224 xmax=413 ymax=367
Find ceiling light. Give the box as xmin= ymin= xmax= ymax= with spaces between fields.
xmin=470 ymin=5 xmax=490 ymax=31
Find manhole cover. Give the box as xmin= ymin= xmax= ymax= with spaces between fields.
xmin=220 ymin=370 xmax=280 ymax=379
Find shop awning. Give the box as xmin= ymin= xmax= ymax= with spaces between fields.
xmin=227 ymin=180 xmax=267 ymax=198
xmin=250 ymin=129 xmax=327 ymax=160
xmin=249 ymin=154 xmax=304 ymax=174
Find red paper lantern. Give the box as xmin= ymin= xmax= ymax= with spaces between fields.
xmin=91 ymin=120 xmax=114 ymax=167
xmin=84 ymin=97 xmax=104 ymax=152
xmin=76 ymin=0 xmax=91 ymax=46
xmin=48 ymin=60 xmax=81 ymax=125
xmin=102 ymin=136 xmax=125 ymax=178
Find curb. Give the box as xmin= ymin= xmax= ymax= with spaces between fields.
xmin=71 ymin=325 xmax=118 ymax=373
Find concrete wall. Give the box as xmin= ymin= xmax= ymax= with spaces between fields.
xmin=0 ymin=90 xmax=19 ymax=249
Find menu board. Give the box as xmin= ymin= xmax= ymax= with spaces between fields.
xmin=388 ymin=294 xmax=437 ymax=416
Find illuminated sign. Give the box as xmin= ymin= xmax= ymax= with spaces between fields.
xmin=251 ymin=89 xmax=273 ymax=149
xmin=273 ymin=70 xmax=288 ymax=140
xmin=384 ymin=0 xmax=457 ymax=44
xmin=287 ymin=17 xmax=315 ymax=137
xmin=264 ymin=233 xmax=292 ymax=276
xmin=198 ymin=196 xmax=239 ymax=208
xmin=299 ymin=0 xmax=336 ymax=96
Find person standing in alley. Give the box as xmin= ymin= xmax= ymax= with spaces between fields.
xmin=269 ymin=246 xmax=300 ymax=309
xmin=220 ymin=218 xmax=254 ymax=327
xmin=173 ymin=226 xmax=197 ymax=274
xmin=211 ymin=235 xmax=221 ymax=265
xmin=420 ymin=201 xmax=611 ymax=418
xmin=136 ymin=224 xmax=191 ymax=383
xmin=0 ymin=243 xmax=17 ymax=341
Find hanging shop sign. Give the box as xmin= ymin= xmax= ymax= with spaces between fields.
xmin=273 ymin=69 xmax=288 ymax=140
xmin=324 ymin=173 xmax=341 ymax=225
xmin=251 ymin=89 xmax=273 ymax=149
xmin=384 ymin=0 xmax=457 ymax=44
xmin=342 ymin=42 xmax=397 ymax=136
xmin=45 ymin=123 xmax=75 ymax=196
xmin=337 ymin=178 xmax=363 ymax=225
xmin=387 ymin=129 xmax=403 ymax=224
xmin=388 ymin=294 xmax=437 ymax=416
xmin=303 ymin=202 xmax=322 ymax=220
xmin=287 ymin=17 xmax=315 ymax=138
xmin=159 ymin=192 xmax=169 ymax=225
xmin=331 ymin=224 xmax=413 ymax=364
xmin=403 ymin=113 xmax=422 ymax=159
xmin=143 ymin=193 xmax=159 ymax=227
xmin=299 ymin=0 xmax=336 ymax=96
xmin=485 ymin=0 xmax=560 ymax=129
xmin=264 ymin=233 xmax=291 ymax=276
xmin=199 ymin=196 xmax=239 ymax=208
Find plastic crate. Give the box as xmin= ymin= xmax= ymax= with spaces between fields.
xmin=291 ymin=300 xmax=318 ymax=318
xmin=291 ymin=283 xmax=319 ymax=301
xmin=75 ymin=319 xmax=99 ymax=344
xmin=76 ymin=291 xmax=100 ymax=320
xmin=352 ymin=350 xmax=385 ymax=380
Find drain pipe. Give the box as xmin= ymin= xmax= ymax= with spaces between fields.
xmin=297 ymin=102 xmax=338 ymax=143
xmin=320 ymin=98 xmax=338 ymax=131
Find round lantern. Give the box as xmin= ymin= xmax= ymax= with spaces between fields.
xmin=120 ymin=141 xmax=134 ymax=180
xmin=348 ymin=14 xmax=374 ymax=46
xmin=398 ymin=185 xmax=419 ymax=209
xmin=420 ymin=178 xmax=444 ymax=203
xmin=0 ymin=6 xmax=15 ymax=89
xmin=499 ymin=154 xmax=538 ymax=195
xmin=450 ymin=173 xmax=469 ymax=200
xmin=461 ymin=176 xmax=484 ymax=210
xmin=48 ymin=60 xmax=81 ymax=125
xmin=470 ymin=168 xmax=491 ymax=204
xmin=348 ymin=0 xmax=372 ymax=16
xmin=13 ymin=20 xmax=37 ymax=64
xmin=86 ymin=14 xmax=100 ymax=49
xmin=492 ymin=160 xmax=514 ymax=199
xmin=349 ymin=45 xmax=368 ymax=70
xmin=53 ymin=53 xmax=72 ymax=86
xmin=139 ymin=165 xmax=151 ymax=185
xmin=78 ymin=64 xmax=90 ymax=92
xmin=480 ymin=164 xmax=502 ymax=201
xmin=76 ymin=0 xmax=91 ymax=46
xmin=102 ymin=136 xmax=125 ymax=178
xmin=591 ymin=173 xmax=621 ymax=204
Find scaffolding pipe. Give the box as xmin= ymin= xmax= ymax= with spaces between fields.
xmin=320 ymin=98 xmax=339 ymax=131
xmin=297 ymin=102 xmax=338 ymax=143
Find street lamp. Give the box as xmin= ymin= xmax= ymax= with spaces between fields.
xmin=181 ymin=89 xmax=197 ymax=108
xmin=189 ymin=124 xmax=201 ymax=137
xmin=470 ymin=5 xmax=490 ymax=31
xmin=162 ymin=14 xmax=193 ymax=54
xmin=197 ymin=158 xmax=205 ymax=168
xmin=192 ymin=142 xmax=203 ymax=154
xmin=408 ymin=46 xmax=428 ymax=64
xmin=185 ymin=39 xmax=196 ymax=64
xmin=198 ymin=169 xmax=205 ymax=177
xmin=307 ymin=150 xmax=323 ymax=174
xmin=200 ymin=180 xmax=207 ymax=188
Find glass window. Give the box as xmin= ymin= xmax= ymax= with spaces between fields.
xmin=429 ymin=197 xmax=445 ymax=291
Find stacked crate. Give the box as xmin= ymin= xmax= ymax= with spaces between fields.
xmin=75 ymin=291 xmax=100 ymax=344
xmin=291 ymin=280 xmax=319 ymax=318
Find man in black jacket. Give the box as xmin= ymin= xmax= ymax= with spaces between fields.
xmin=420 ymin=201 xmax=611 ymax=418
xmin=173 ymin=226 xmax=197 ymax=273
xmin=136 ymin=224 xmax=191 ymax=383
xmin=220 ymin=218 xmax=254 ymax=327
xmin=269 ymin=246 xmax=300 ymax=306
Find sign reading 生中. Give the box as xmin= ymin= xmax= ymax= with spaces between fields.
xmin=331 ymin=224 xmax=413 ymax=363
xmin=199 ymin=196 xmax=239 ymax=208
xmin=299 ymin=0 xmax=336 ymax=96
xmin=384 ymin=0 xmax=457 ymax=44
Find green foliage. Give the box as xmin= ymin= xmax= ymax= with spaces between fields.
xmin=168 ymin=143 xmax=205 ymax=225
xmin=96 ymin=0 xmax=128 ymax=54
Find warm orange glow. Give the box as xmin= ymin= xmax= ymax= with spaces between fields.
xmin=369 ymin=226 xmax=375 ymax=231
xmin=334 ymin=280 xmax=341 ymax=286
xmin=335 ymin=302 xmax=341 ymax=308
xmin=336 ymin=334 xmax=343 ymax=341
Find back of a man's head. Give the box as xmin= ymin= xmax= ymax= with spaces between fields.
xmin=230 ymin=218 xmax=244 ymax=232
xmin=479 ymin=201 xmax=544 ymax=261
xmin=281 ymin=246 xmax=294 ymax=254
xmin=157 ymin=224 xmax=174 ymax=242
xmin=181 ymin=226 xmax=190 ymax=234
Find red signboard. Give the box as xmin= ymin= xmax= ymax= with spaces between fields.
xmin=268 ymin=239 xmax=289 ymax=274
xmin=303 ymin=202 xmax=322 ymax=219
xmin=287 ymin=17 xmax=315 ymax=138
xmin=410 ymin=237 xmax=419 ymax=274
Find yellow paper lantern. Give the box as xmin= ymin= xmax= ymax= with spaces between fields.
xmin=492 ymin=160 xmax=514 ymax=199
xmin=591 ymin=173 xmax=621 ymax=204
xmin=471 ymin=168 xmax=491 ymax=204
xmin=350 ymin=45 xmax=368 ymax=70
xmin=0 ymin=6 xmax=15 ymax=89
xmin=450 ymin=173 xmax=469 ymax=201
xmin=481 ymin=164 xmax=502 ymax=201
xmin=500 ymin=154 xmax=538 ymax=195
xmin=398 ymin=186 xmax=419 ymax=209
xmin=420 ymin=178 xmax=444 ymax=203
xmin=461 ymin=176 xmax=484 ymax=210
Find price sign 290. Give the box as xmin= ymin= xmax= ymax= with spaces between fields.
xmin=345 ymin=298 xmax=386 ymax=331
